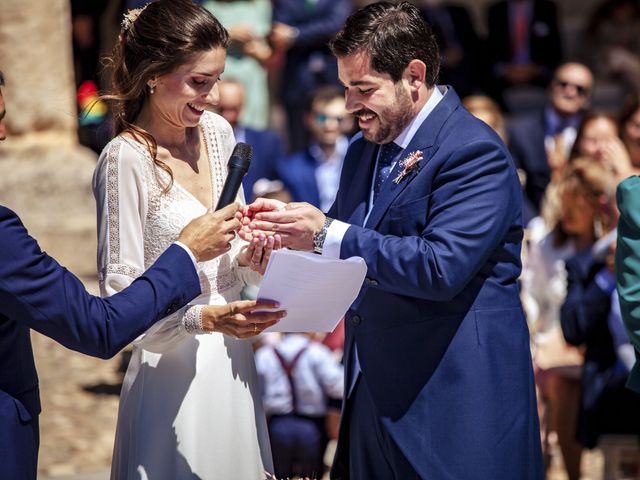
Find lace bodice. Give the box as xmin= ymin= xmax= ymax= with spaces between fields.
xmin=94 ymin=111 xmax=260 ymax=346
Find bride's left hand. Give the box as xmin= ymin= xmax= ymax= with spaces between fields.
xmin=237 ymin=234 xmax=282 ymax=275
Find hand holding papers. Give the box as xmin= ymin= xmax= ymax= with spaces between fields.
xmin=257 ymin=249 xmax=367 ymax=332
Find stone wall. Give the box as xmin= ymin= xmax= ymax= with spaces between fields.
xmin=0 ymin=0 xmax=77 ymax=145
xmin=0 ymin=0 xmax=98 ymax=276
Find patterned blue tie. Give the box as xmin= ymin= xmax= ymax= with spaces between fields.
xmin=374 ymin=142 xmax=402 ymax=202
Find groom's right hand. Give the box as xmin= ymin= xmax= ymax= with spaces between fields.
xmin=177 ymin=203 xmax=241 ymax=262
xmin=240 ymin=198 xmax=325 ymax=251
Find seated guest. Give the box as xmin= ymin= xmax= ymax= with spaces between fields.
xmin=216 ymin=79 xmax=284 ymax=200
xmin=522 ymin=158 xmax=616 ymax=480
xmin=508 ymin=62 xmax=594 ymax=223
xmin=561 ymin=227 xmax=640 ymax=451
xmin=276 ymin=86 xmax=349 ymax=211
xmin=570 ymin=110 xmax=636 ymax=183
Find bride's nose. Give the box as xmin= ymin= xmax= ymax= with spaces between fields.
xmin=205 ymin=82 xmax=220 ymax=106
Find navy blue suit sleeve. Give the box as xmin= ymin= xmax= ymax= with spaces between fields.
xmin=0 ymin=207 xmax=200 ymax=359
xmin=340 ymin=139 xmax=521 ymax=301
xmin=560 ymin=254 xmax=610 ymax=346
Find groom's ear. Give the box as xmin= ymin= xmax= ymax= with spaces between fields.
xmin=404 ymin=60 xmax=427 ymax=91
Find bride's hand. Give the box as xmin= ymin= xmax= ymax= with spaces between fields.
xmin=237 ymin=234 xmax=282 ymax=275
xmin=201 ymin=300 xmax=285 ymax=338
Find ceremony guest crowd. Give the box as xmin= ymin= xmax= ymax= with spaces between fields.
xmin=2 ymin=0 xmax=640 ymax=479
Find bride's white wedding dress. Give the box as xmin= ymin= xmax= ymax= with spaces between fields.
xmin=93 ymin=111 xmax=272 ymax=479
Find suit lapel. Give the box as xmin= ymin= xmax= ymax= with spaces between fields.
xmin=365 ymin=87 xmax=461 ymax=229
xmin=341 ymin=141 xmax=377 ymax=226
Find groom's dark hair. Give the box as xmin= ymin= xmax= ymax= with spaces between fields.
xmin=329 ymin=1 xmax=439 ymax=86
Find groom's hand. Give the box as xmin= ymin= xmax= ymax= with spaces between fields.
xmin=238 ymin=197 xmax=287 ymax=242
xmin=247 ymin=201 xmax=325 ymax=251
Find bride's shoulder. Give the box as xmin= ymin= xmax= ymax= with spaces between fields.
xmin=96 ymin=134 xmax=150 ymax=174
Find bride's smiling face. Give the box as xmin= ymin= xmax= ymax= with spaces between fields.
xmin=149 ymin=47 xmax=226 ymax=129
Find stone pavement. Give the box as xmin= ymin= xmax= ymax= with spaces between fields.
xmin=34 ymin=278 xmax=605 ymax=480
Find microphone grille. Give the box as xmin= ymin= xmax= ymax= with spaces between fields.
xmin=233 ymin=142 xmax=253 ymax=162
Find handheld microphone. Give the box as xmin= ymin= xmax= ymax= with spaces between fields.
xmin=215 ymin=142 xmax=252 ymax=210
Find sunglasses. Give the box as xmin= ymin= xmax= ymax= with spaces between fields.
xmin=553 ymin=79 xmax=590 ymax=97
xmin=314 ymin=112 xmax=347 ymax=125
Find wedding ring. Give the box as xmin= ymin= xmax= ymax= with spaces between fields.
xmin=253 ymin=324 xmax=258 ymax=334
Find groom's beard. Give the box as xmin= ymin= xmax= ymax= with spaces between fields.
xmin=354 ymin=83 xmax=414 ymax=144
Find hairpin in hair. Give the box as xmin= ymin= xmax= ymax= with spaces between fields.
xmin=121 ymin=3 xmax=150 ymax=32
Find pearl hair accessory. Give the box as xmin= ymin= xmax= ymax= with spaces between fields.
xmin=121 ymin=3 xmax=150 ymax=32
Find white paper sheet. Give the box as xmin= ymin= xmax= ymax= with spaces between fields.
xmin=257 ymin=249 xmax=367 ymax=333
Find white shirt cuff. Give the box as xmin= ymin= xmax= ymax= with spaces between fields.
xmin=322 ymin=220 xmax=350 ymax=259
xmin=173 ymin=241 xmax=199 ymax=270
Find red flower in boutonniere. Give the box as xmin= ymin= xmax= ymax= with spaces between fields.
xmin=393 ymin=150 xmax=424 ymax=184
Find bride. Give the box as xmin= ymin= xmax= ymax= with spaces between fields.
xmin=93 ymin=1 xmax=284 ymax=478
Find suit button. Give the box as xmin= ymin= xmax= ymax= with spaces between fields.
xmin=370 ymin=279 xmax=378 ymax=286
xmin=352 ymin=315 xmax=361 ymax=326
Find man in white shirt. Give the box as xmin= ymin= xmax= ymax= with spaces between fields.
xmin=256 ymin=333 xmax=343 ymax=479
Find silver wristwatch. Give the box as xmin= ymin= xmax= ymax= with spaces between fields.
xmin=313 ymin=217 xmax=333 ymax=254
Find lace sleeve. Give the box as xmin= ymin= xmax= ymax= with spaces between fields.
xmin=94 ymin=139 xmax=147 ymax=296
xmin=94 ymin=139 xmax=208 ymax=351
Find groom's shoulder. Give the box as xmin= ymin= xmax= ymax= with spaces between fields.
xmin=345 ymin=131 xmax=367 ymax=156
xmin=440 ymin=105 xmax=507 ymax=151
xmin=348 ymin=131 xmax=364 ymax=146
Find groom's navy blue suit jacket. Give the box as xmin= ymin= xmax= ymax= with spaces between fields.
xmin=329 ymin=89 xmax=543 ymax=479
xmin=0 ymin=205 xmax=200 ymax=480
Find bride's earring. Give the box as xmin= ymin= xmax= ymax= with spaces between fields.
xmin=149 ymin=83 xmax=156 ymax=95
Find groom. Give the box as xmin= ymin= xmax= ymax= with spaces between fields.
xmin=243 ymin=2 xmax=543 ymax=478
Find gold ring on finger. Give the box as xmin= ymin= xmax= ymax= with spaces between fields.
xmin=253 ymin=323 xmax=257 ymax=334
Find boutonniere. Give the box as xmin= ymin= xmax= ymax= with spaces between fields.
xmin=393 ymin=150 xmax=423 ymax=184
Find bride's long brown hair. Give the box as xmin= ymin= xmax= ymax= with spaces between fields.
xmin=103 ymin=0 xmax=229 ymax=193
